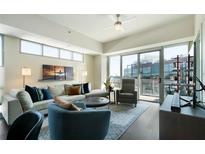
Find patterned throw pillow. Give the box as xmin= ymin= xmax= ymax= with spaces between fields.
xmin=35 ymin=88 xmax=44 ymax=101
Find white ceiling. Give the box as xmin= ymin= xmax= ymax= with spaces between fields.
xmin=40 ymin=14 xmax=193 ymax=43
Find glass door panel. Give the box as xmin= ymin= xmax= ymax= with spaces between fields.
xmin=122 ymin=54 xmax=138 ymax=91
xmin=139 ymin=51 xmax=160 ymax=102
xmin=163 ymin=44 xmax=190 ymax=97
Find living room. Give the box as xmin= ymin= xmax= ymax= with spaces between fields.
xmin=1 ymin=0 xmax=205 ymax=152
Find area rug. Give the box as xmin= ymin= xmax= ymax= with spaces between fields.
xmin=38 ymin=102 xmax=149 ymax=140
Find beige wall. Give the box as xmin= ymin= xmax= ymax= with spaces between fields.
xmin=93 ymin=55 xmax=108 ymax=89
xmin=103 ymin=16 xmax=194 ymax=54
xmin=4 ymin=35 xmax=95 ymax=92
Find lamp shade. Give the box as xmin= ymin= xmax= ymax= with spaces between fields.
xmin=22 ymin=68 xmax=31 ymax=76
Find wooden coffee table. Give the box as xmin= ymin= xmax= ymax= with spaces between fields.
xmin=80 ymin=97 xmax=110 ymax=108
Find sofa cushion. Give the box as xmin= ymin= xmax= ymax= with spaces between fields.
xmin=48 ymin=85 xmax=65 ymax=97
xmin=33 ymin=99 xmax=54 ymax=111
xmin=85 ymin=89 xmax=109 ymax=98
xmin=41 ymin=88 xmax=53 ymax=100
xmin=58 ymin=95 xmax=85 ymax=101
xmin=119 ymin=92 xmax=134 ymax=98
xmin=16 ymin=91 xmax=33 ymax=112
xmin=25 ymin=85 xmax=39 ymax=102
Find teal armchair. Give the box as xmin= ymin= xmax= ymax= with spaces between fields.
xmin=48 ymin=103 xmax=111 ymax=140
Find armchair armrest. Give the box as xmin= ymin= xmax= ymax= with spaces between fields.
xmin=116 ymin=89 xmax=123 ymax=95
xmin=133 ymin=91 xmax=138 ymax=98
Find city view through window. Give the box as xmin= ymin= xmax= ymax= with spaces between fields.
xmin=109 ymin=43 xmax=193 ymax=101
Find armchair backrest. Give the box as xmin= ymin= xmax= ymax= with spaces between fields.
xmin=121 ymin=78 xmax=135 ymax=93
xmin=7 ymin=111 xmax=44 ymax=140
xmin=48 ymin=103 xmax=111 ymax=140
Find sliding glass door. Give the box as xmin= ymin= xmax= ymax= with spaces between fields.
xmin=108 ymin=43 xmax=191 ymax=103
xmin=122 ymin=54 xmax=138 ymax=90
xmin=163 ymin=43 xmax=190 ymax=97
xmin=139 ymin=51 xmax=160 ymax=102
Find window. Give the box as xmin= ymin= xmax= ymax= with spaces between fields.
xmin=109 ymin=56 xmax=120 ymax=77
xmin=73 ymin=52 xmax=83 ymax=61
xmin=43 ymin=45 xmax=59 ymax=58
xmin=21 ymin=40 xmax=42 ymax=55
xmin=60 ymin=49 xmax=72 ymax=60
xmin=122 ymin=54 xmax=138 ymax=78
xmin=0 ymin=35 xmax=2 ymax=66
xmin=164 ymin=43 xmax=190 ymax=96
xmin=109 ymin=56 xmax=121 ymax=88
xmin=20 ymin=39 xmax=83 ymax=62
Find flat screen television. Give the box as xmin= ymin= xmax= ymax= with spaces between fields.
xmin=42 ymin=64 xmax=74 ymax=81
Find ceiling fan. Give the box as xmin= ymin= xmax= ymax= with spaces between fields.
xmin=114 ymin=14 xmax=123 ymax=30
xmin=105 ymin=14 xmax=137 ymax=31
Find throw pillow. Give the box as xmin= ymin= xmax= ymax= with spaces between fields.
xmin=73 ymin=84 xmax=84 ymax=94
xmin=41 ymin=89 xmax=53 ymax=100
xmin=54 ymin=97 xmax=81 ymax=111
xmin=83 ymin=82 xmax=90 ymax=94
xmin=25 ymin=85 xmax=39 ymax=102
xmin=48 ymin=85 xmax=65 ymax=97
xmin=64 ymin=84 xmax=72 ymax=95
xmin=67 ymin=86 xmax=81 ymax=95
xmin=35 ymin=88 xmax=44 ymax=101
xmin=16 ymin=91 xmax=33 ymax=112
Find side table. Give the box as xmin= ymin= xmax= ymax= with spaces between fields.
xmin=109 ymin=90 xmax=116 ymax=104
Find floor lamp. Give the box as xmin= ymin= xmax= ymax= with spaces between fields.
xmin=22 ymin=68 xmax=31 ymax=88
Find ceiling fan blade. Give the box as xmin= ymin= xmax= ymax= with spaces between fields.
xmin=108 ymin=14 xmax=117 ymax=21
xmin=122 ymin=17 xmax=137 ymax=24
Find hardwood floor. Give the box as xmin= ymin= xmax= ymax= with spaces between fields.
xmin=0 ymin=101 xmax=159 ymax=140
xmin=120 ymin=101 xmax=159 ymax=140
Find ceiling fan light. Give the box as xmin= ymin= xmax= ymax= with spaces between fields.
xmin=114 ymin=21 xmax=122 ymax=30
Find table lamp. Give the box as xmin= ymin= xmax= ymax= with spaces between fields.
xmin=22 ymin=67 xmax=31 ymax=88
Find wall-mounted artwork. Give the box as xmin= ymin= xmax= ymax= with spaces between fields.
xmin=43 ymin=64 xmax=74 ymax=81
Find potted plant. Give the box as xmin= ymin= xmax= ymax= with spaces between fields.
xmin=104 ymin=77 xmax=114 ymax=92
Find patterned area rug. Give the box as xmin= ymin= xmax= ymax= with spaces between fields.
xmin=39 ymin=102 xmax=149 ymax=140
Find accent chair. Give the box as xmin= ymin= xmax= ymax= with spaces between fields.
xmin=116 ymin=78 xmax=137 ymax=107
xmin=7 ymin=111 xmax=44 ymax=140
xmin=48 ymin=103 xmax=111 ymax=140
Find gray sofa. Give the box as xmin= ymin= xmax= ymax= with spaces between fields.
xmin=2 ymin=84 xmax=109 ymax=125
